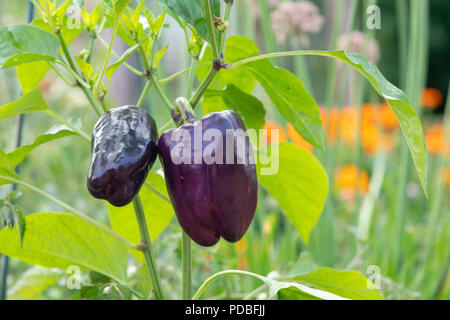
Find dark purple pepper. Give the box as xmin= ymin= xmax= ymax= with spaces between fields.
xmin=87 ymin=105 xmax=158 ymax=207
xmin=157 ymin=110 xmax=258 ymax=246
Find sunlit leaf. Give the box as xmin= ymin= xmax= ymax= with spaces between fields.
xmin=0 ymin=87 xmax=49 ymax=121
xmin=257 ymin=143 xmax=328 ymax=243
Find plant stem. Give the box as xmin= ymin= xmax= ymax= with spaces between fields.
xmin=203 ymin=0 xmax=219 ymax=61
xmin=55 ymin=31 xmax=103 ymax=116
xmin=192 ymin=270 xmax=267 ymax=300
xmin=182 ymin=231 xmax=192 ymax=299
xmin=189 ymin=68 xmax=217 ymax=109
xmin=0 ymin=176 xmax=139 ymax=250
xmin=94 ymin=17 xmax=120 ymax=99
xmin=218 ymin=0 xmax=233 ymax=56
xmin=185 ymin=58 xmax=198 ymax=98
xmin=132 ymin=196 xmax=165 ymax=300
xmin=137 ymin=80 xmax=152 ymax=107
xmin=147 ymin=74 xmax=173 ymax=112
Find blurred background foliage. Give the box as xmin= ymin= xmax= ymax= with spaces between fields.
xmin=0 ymin=0 xmax=448 ymax=300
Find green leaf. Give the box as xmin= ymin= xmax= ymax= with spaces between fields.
xmin=6 ymin=125 xmax=76 ymax=168
xmin=197 ymin=36 xmax=259 ymax=94
xmin=75 ymin=56 xmax=94 ymax=79
xmin=106 ymin=37 xmax=149 ymax=79
xmin=257 ymin=143 xmax=328 ymax=243
xmin=327 ymin=50 xmax=427 ymax=194
xmin=16 ymin=61 xmax=51 ymax=93
xmin=108 ymin=171 xmax=174 ymax=262
xmin=158 ymin=0 xmax=220 ymax=41
xmin=0 ymin=212 xmax=129 ymax=284
xmin=33 ymin=18 xmax=83 ymax=46
xmin=244 ymin=61 xmax=323 ymax=149
xmin=55 ymin=0 xmax=73 ymax=24
xmin=0 ymin=87 xmax=49 ymax=121
xmin=153 ymin=44 xmax=168 ymax=69
xmin=115 ymin=0 xmax=132 ymax=13
xmin=203 ymin=85 xmax=266 ymax=131
xmin=132 ymin=0 xmax=146 ymax=29
xmin=283 ymin=267 xmax=383 ymax=300
xmin=0 ymin=24 xmax=61 ymax=69
xmin=7 ymin=266 xmax=60 ymax=300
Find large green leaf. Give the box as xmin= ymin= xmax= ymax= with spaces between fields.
xmin=6 ymin=125 xmax=76 ymax=168
xmin=281 ymin=267 xmax=383 ymax=300
xmin=0 ymin=87 xmax=49 ymax=121
xmin=257 ymin=143 xmax=328 ymax=243
xmin=7 ymin=266 xmax=60 ymax=300
xmin=244 ymin=61 xmax=323 ymax=148
xmin=108 ymin=171 xmax=174 ymax=262
xmin=0 ymin=24 xmax=61 ymax=69
xmin=197 ymin=36 xmax=259 ymax=94
xmin=203 ymin=85 xmax=266 ymax=131
xmin=159 ymin=0 xmax=220 ymax=42
xmin=0 ymin=212 xmax=129 ymax=284
xmin=327 ymin=50 xmax=427 ymax=194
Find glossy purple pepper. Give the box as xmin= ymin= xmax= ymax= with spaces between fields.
xmin=87 ymin=105 xmax=158 ymax=207
xmin=157 ymin=110 xmax=258 ymax=246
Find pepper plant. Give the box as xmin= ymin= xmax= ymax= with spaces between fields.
xmin=0 ymin=0 xmax=428 ymax=300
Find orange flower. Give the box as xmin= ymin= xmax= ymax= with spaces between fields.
xmin=338 ymin=106 xmax=358 ymax=147
xmin=421 ymin=88 xmax=443 ymax=109
xmin=425 ymin=123 xmax=449 ymax=155
xmin=263 ymin=121 xmax=287 ymax=145
xmin=287 ymin=123 xmax=313 ymax=152
xmin=335 ymin=164 xmax=370 ymax=201
xmin=379 ymin=103 xmax=399 ymax=130
xmin=234 ymin=238 xmax=248 ymax=255
xmin=320 ymin=107 xmax=339 ymax=144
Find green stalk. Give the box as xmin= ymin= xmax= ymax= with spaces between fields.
xmin=94 ymin=17 xmax=120 ymax=100
xmin=185 ymin=58 xmax=198 ymax=98
xmin=203 ymin=0 xmax=219 ymax=61
xmin=192 ymin=270 xmax=267 ymax=300
xmin=182 ymin=231 xmax=192 ymax=299
xmin=132 ymin=196 xmax=165 ymax=300
xmin=0 ymin=176 xmax=139 ymax=250
xmin=189 ymin=68 xmax=217 ymax=109
xmin=137 ymin=80 xmax=152 ymax=107
xmin=218 ymin=0 xmax=233 ymax=56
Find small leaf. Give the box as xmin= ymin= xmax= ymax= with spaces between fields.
xmin=106 ymin=36 xmax=149 ymax=79
xmin=81 ymin=8 xmax=91 ymax=26
xmin=257 ymin=143 xmax=329 ymax=243
xmin=55 ymin=0 xmax=73 ymax=24
xmin=115 ymin=0 xmax=132 ymax=14
xmin=132 ymin=0 xmax=146 ymax=29
xmin=75 ymin=56 xmax=94 ymax=79
xmin=0 ymin=24 xmax=61 ymax=69
xmin=6 ymin=125 xmax=76 ymax=169
xmin=0 ymin=87 xmax=49 ymax=121
xmin=153 ymin=44 xmax=168 ymax=69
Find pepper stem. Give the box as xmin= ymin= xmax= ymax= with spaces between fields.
xmin=132 ymin=195 xmax=166 ymax=300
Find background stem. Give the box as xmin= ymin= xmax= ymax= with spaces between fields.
xmin=132 ymin=196 xmax=165 ymax=300
xmin=182 ymin=232 xmax=192 ymax=299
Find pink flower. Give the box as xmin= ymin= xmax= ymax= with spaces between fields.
xmin=337 ymin=31 xmax=380 ymax=64
xmin=271 ymin=1 xmax=324 ymax=46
